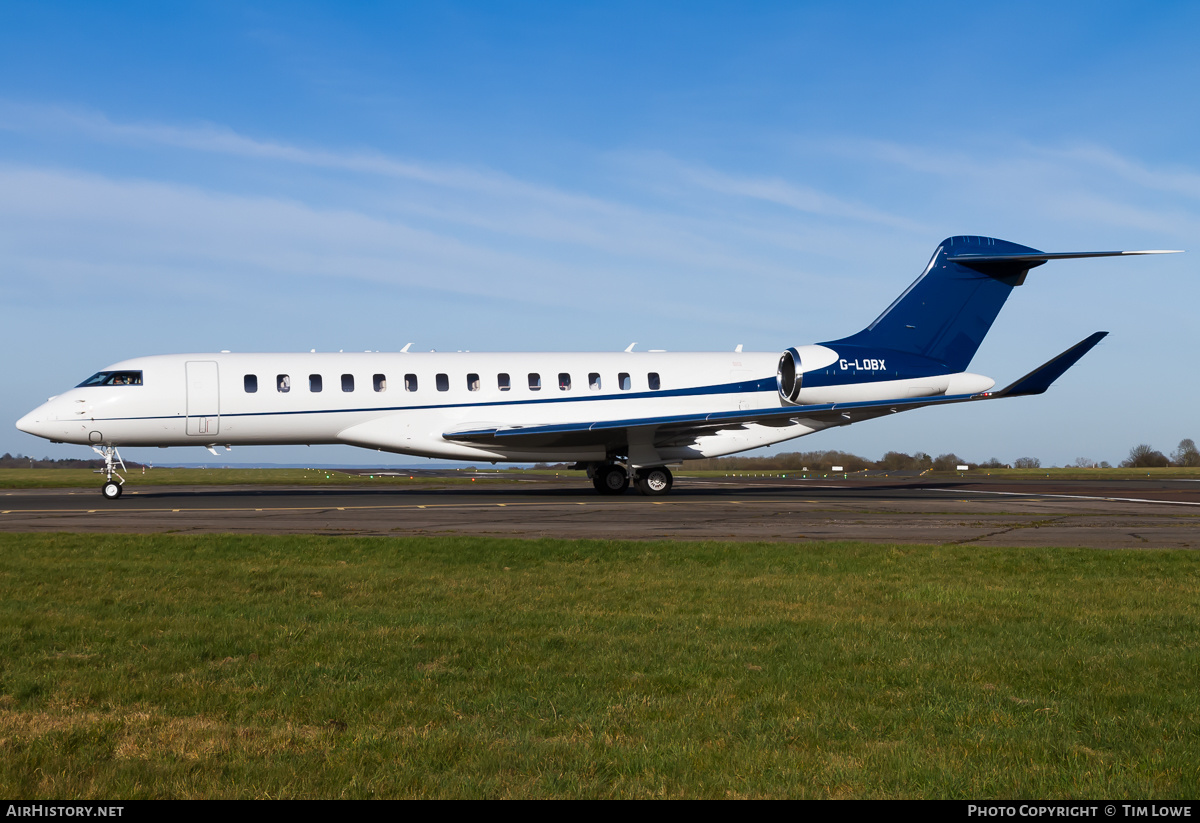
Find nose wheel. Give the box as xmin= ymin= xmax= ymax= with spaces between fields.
xmin=93 ymin=445 xmax=126 ymax=500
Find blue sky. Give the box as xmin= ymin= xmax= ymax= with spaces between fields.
xmin=2 ymin=1 xmax=1196 ymax=467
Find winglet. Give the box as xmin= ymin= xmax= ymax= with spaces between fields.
xmin=991 ymin=331 xmax=1108 ymax=398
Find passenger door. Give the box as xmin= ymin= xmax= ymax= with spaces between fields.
xmin=185 ymin=360 xmax=220 ymax=436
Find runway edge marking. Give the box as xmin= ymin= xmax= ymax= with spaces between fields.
xmin=929 ymin=488 xmax=1200 ymax=507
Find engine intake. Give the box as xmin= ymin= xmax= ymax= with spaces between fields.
xmin=776 ymin=347 xmax=803 ymax=404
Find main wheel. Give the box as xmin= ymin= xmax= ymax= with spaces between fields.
xmin=636 ymin=466 xmax=673 ymax=496
xmin=592 ymin=464 xmax=629 ymax=495
xmin=101 ymin=480 xmax=122 ymax=500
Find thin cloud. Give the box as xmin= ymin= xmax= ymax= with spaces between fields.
xmin=1044 ymin=144 xmax=1200 ymax=201
xmin=807 ymin=135 xmax=1200 ymax=237
xmin=673 ymin=163 xmax=929 ymax=233
xmin=0 ymin=101 xmax=624 ymax=212
xmin=3 ymin=103 xmax=882 ymax=284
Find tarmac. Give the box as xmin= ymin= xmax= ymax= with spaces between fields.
xmin=3 ymin=474 xmax=1199 ymax=548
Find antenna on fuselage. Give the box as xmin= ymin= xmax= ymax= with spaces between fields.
xmin=400 ymin=343 xmax=413 ymax=353
xmin=625 ymin=342 xmax=637 ymax=352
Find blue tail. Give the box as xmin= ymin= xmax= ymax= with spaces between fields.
xmin=824 ymin=236 xmax=1046 ymax=371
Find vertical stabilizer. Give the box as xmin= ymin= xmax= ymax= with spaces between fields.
xmin=826 ymin=236 xmax=1044 ymax=371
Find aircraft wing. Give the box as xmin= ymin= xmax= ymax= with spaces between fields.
xmin=444 ymin=333 xmax=1107 ymax=451
xmin=445 ymin=392 xmax=977 ymax=450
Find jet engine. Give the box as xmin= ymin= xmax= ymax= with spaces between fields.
xmin=776 ymin=347 xmax=803 ymax=404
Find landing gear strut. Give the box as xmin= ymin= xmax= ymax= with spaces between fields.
xmin=93 ymin=445 xmax=126 ymax=500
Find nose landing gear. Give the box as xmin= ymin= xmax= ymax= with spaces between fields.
xmin=93 ymin=445 xmax=126 ymax=500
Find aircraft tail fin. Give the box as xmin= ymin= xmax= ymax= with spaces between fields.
xmin=825 ymin=236 xmax=1175 ymax=372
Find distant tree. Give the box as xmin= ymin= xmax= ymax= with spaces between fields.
xmin=932 ymin=453 xmax=965 ymax=471
xmin=1013 ymin=457 xmax=1041 ymax=469
xmin=1122 ymin=444 xmax=1169 ymax=468
xmin=979 ymin=457 xmax=1007 ymax=469
xmin=1171 ymin=439 xmax=1200 ymax=467
xmin=868 ymin=451 xmax=944 ymax=471
xmin=0 ymin=452 xmax=112 ymax=469
xmin=879 ymin=451 xmax=919 ymax=471
xmin=1072 ymin=457 xmax=1095 ymax=468
xmin=685 ymin=449 xmax=874 ymax=472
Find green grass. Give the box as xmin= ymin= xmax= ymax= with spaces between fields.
xmin=2 ymin=534 xmax=1198 ymax=798
xmin=0 ymin=467 xmax=494 ymax=489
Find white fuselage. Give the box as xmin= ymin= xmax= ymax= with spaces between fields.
xmin=17 ymin=347 xmax=993 ymax=464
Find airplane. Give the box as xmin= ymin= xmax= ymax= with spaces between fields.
xmin=15 ymin=235 xmax=1179 ymax=500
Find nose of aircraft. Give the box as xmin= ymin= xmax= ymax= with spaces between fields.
xmin=16 ymin=400 xmax=56 ymax=440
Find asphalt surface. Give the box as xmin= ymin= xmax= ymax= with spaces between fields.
xmin=3 ymin=475 xmax=1199 ymax=548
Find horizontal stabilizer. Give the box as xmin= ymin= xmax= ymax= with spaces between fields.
xmin=992 ymin=331 xmax=1108 ymax=398
xmin=946 ymin=249 xmax=1181 ymax=263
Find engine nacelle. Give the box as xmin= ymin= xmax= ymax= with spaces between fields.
xmin=776 ymin=347 xmax=803 ymax=404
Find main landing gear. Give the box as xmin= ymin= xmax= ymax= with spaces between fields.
xmin=93 ymin=445 xmax=126 ymax=500
xmin=592 ymin=464 xmax=630 ymax=495
xmin=635 ymin=466 xmax=673 ymax=496
xmin=589 ymin=463 xmax=674 ymax=496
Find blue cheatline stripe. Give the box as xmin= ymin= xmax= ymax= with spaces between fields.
xmin=84 ymin=376 xmax=782 ymax=424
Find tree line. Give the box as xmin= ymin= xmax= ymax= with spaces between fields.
xmin=1122 ymin=439 xmax=1200 ymax=468
xmin=684 ymin=450 xmax=1005 ymax=472
xmin=682 ymin=438 xmax=1200 ymax=472
xmin=0 ymin=452 xmax=111 ymax=469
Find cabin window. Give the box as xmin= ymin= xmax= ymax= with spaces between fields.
xmin=467 ymin=373 xmax=480 ymax=391
xmin=373 ymin=374 xmax=386 ymax=392
xmin=309 ymin=374 xmax=323 ymax=392
xmin=436 ymin=373 xmax=449 ymax=392
xmin=619 ymin=373 xmax=631 ymax=391
xmin=277 ymin=374 xmax=291 ymax=393
xmin=244 ymin=374 xmax=258 ymax=393
xmin=589 ymin=373 xmax=601 ymax=390
xmin=342 ymin=374 xmax=354 ymax=392
xmin=405 ymin=374 xmax=418 ymax=392
xmin=498 ymin=373 xmax=511 ymax=391
xmin=559 ymin=373 xmax=572 ymax=390
xmin=528 ymin=373 xmax=541 ymax=391
xmin=76 ymin=370 xmax=144 ymax=387
xmin=648 ymin=372 xmax=661 ymax=390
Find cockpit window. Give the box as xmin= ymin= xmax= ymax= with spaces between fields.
xmin=76 ymin=370 xmax=143 ymax=387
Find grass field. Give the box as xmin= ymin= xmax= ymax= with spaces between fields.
xmin=1 ymin=533 xmax=1197 ymax=798
xmin=0 ymin=467 xmax=497 ymax=490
